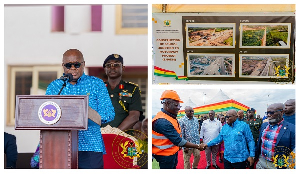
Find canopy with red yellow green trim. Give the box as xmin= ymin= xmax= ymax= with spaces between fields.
xmin=177 ymin=99 xmax=251 ymax=119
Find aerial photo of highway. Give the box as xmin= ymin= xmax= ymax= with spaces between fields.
xmin=189 ymin=55 xmax=233 ymax=76
xmin=241 ymin=55 xmax=288 ymax=76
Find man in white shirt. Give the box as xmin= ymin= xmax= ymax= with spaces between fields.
xmin=200 ymin=110 xmax=222 ymax=169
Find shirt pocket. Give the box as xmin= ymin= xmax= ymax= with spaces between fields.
xmin=235 ymin=132 xmax=244 ymax=142
xmin=122 ymin=96 xmax=132 ymax=108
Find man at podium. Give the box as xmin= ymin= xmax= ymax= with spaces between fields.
xmin=44 ymin=49 xmax=115 ymax=169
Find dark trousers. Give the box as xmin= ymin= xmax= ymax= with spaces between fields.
xmin=153 ymin=152 xmax=178 ymax=169
xmin=78 ymin=151 xmax=104 ymax=169
xmin=224 ymin=158 xmax=247 ymax=169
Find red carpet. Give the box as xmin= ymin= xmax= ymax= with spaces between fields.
xmin=176 ymin=149 xmax=225 ymax=169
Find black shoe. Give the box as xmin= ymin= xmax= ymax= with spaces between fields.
xmin=213 ymin=165 xmax=220 ymax=169
xmin=205 ymin=166 xmax=211 ymax=169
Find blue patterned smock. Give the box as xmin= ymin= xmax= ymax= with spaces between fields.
xmin=207 ymin=120 xmax=255 ymax=163
xmin=45 ymin=73 xmax=115 ymax=153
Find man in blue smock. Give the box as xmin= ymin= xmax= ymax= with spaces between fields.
xmin=200 ymin=109 xmax=255 ymax=169
xmin=45 ymin=49 xmax=115 ymax=169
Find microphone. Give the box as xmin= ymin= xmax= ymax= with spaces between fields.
xmin=59 ymin=73 xmax=73 ymax=82
xmin=58 ymin=73 xmax=73 ymax=95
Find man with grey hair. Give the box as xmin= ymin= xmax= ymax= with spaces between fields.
xmin=179 ymin=106 xmax=201 ymax=169
xmin=200 ymin=109 xmax=255 ymax=169
xmin=200 ymin=110 xmax=222 ymax=169
xmin=255 ymin=103 xmax=295 ymax=169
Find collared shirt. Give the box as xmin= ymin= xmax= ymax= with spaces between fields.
xmin=179 ymin=115 xmax=200 ymax=148
xmin=46 ymin=73 xmax=115 ymax=153
xmin=152 ymin=109 xmax=187 ymax=147
xmin=238 ymin=118 xmax=245 ymax=121
xmin=261 ymin=119 xmax=284 ymax=162
xmin=207 ymin=120 xmax=255 ymax=163
xmin=283 ymin=113 xmax=295 ymax=125
xmin=200 ymin=119 xmax=222 ymax=144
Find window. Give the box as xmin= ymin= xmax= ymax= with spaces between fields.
xmin=91 ymin=5 xmax=102 ymax=31
xmin=51 ymin=6 xmax=64 ymax=32
xmin=115 ymin=4 xmax=148 ymax=34
xmin=6 ymin=66 xmax=63 ymax=126
xmin=51 ymin=5 xmax=102 ymax=32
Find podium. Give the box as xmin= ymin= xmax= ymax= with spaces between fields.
xmin=15 ymin=95 xmax=88 ymax=169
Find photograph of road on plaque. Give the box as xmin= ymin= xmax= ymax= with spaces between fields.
xmin=187 ymin=53 xmax=235 ymax=77
xmin=240 ymin=23 xmax=291 ymax=48
xmin=186 ymin=23 xmax=235 ymax=48
xmin=240 ymin=54 xmax=289 ymax=78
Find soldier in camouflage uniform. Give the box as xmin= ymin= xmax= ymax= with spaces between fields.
xmin=101 ymin=54 xmax=143 ymax=131
xmin=245 ymin=108 xmax=262 ymax=144
xmin=244 ymin=108 xmax=262 ymax=169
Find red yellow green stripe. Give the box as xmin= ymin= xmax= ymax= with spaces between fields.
xmin=154 ymin=66 xmax=188 ymax=81
xmin=175 ymin=76 xmax=189 ymax=80
xmin=177 ymin=99 xmax=251 ymax=118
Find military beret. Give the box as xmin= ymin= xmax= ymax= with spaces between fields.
xmin=247 ymin=108 xmax=255 ymax=112
xmin=103 ymin=54 xmax=123 ymax=67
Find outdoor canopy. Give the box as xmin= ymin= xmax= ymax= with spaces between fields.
xmin=177 ymin=99 xmax=251 ymax=118
xmin=177 ymin=90 xmax=253 ymax=118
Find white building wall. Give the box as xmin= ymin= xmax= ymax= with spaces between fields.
xmin=4 ymin=4 xmax=148 ymax=153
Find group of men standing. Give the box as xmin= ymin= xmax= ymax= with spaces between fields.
xmin=152 ymin=90 xmax=295 ymax=169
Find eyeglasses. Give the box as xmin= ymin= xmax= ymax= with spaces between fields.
xmin=187 ymin=110 xmax=194 ymax=113
xmin=265 ymin=109 xmax=283 ymax=115
xmin=174 ymin=103 xmax=182 ymax=109
xmin=63 ymin=62 xmax=83 ymax=69
xmin=105 ymin=62 xmax=122 ymax=68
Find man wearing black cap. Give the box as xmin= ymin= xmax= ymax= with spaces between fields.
xmin=244 ymin=108 xmax=262 ymax=169
xmin=101 ymin=54 xmax=143 ymax=131
xmin=245 ymin=108 xmax=262 ymax=144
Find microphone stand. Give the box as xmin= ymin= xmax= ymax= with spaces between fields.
xmin=58 ymin=73 xmax=73 ymax=95
xmin=58 ymin=80 xmax=67 ymax=95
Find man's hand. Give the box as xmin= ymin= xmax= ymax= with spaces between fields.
xmin=184 ymin=148 xmax=189 ymax=153
xmin=197 ymin=143 xmax=207 ymax=151
xmin=247 ymin=157 xmax=254 ymax=166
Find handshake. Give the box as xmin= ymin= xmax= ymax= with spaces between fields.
xmin=196 ymin=143 xmax=207 ymax=151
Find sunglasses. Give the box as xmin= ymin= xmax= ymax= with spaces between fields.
xmin=63 ymin=62 xmax=83 ymax=69
xmin=225 ymin=115 xmax=235 ymax=119
xmin=265 ymin=109 xmax=283 ymax=115
xmin=187 ymin=110 xmax=194 ymax=113
xmin=105 ymin=62 xmax=122 ymax=68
